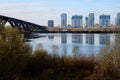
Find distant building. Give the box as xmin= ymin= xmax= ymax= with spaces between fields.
xmin=72 ymin=15 xmax=83 ymax=28
xmin=116 ymin=13 xmax=120 ymax=26
xmin=61 ymin=13 xmax=67 ymax=27
xmin=48 ymin=20 xmax=54 ymax=27
xmin=85 ymin=17 xmax=89 ymax=27
xmin=99 ymin=14 xmax=110 ymax=27
xmin=88 ymin=13 xmax=94 ymax=27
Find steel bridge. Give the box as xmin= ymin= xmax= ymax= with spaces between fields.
xmin=0 ymin=15 xmax=49 ymax=33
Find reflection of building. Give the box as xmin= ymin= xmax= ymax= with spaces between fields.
xmin=115 ymin=34 xmax=120 ymax=45
xmin=94 ymin=34 xmax=99 ymax=46
xmin=72 ymin=15 xmax=83 ymax=28
xmin=99 ymin=14 xmax=110 ymax=27
xmin=48 ymin=35 xmax=54 ymax=39
xmin=61 ymin=34 xmax=67 ymax=44
xmin=61 ymin=13 xmax=67 ymax=27
xmin=86 ymin=34 xmax=94 ymax=45
xmin=99 ymin=34 xmax=110 ymax=45
xmin=72 ymin=34 xmax=82 ymax=43
xmin=48 ymin=20 xmax=54 ymax=27
xmin=35 ymin=33 xmax=117 ymax=57
xmin=72 ymin=45 xmax=80 ymax=56
xmin=61 ymin=45 xmax=67 ymax=56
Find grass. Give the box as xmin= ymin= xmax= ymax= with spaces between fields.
xmin=0 ymin=27 xmax=120 ymax=80
xmin=21 ymin=50 xmax=97 ymax=80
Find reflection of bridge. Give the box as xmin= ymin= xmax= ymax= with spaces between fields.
xmin=0 ymin=15 xmax=49 ymax=33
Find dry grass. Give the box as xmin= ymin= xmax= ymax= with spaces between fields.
xmin=0 ymin=26 xmax=120 ymax=80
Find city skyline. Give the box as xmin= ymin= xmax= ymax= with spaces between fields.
xmin=0 ymin=0 xmax=120 ymax=26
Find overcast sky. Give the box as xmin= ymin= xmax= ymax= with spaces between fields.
xmin=0 ymin=0 xmax=120 ymax=26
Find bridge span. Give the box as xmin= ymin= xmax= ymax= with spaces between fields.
xmin=0 ymin=15 xmax=49 ymax=33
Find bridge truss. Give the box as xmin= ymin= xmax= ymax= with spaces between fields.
xmin=0 ymin=15 xmax=49 ymax=33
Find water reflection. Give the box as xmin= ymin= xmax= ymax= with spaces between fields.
xmin=72 ymin=34 xmax=83 ymax=43
xmin=29 ymin=33 xmax=116 ymax=57
xmin=86 ymin=34 xmax=94 ymax=45
xmin=61 ymin=34 xmax=67 ymax=44
xmin=73 ymin=46 xmax=79 ymax=56
xmin=48 ymin=35 xmax=54 ymax=39
xmin=115 ymin=34 xmax=120 ymax=42
xmin=61 ymin=45 xmax=67 ymax=56
xmin=99 ymin=34 xmax=110 ymax=45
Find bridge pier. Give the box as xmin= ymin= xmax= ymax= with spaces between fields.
xmin=21 ymin=33 xmax=33 ymax=42
xmin=23 ymin=33 xmax=34 ymax=39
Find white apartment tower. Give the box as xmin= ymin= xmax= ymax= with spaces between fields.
xmin=61 ymin=13 xmax=67 ymax=27
xmin=72 ymin=15 xmax=83 ymax=28
xmin=99 ymin=14 xmax=110 ymax=27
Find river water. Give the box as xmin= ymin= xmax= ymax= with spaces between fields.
xmin=28 ymin=33 xmax=117 ymax=57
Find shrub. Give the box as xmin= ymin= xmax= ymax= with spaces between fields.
xmin=0 ymin=27 xmax=32 ymax=80
xmin=92 ymin=34 xmax=120 ymax=80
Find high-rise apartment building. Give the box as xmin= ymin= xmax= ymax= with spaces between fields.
xmin=116 ymin=13 xmax=120 ymax=26
xmin=48 ymin=20 xmax=54 ymax=27
xmin=88 ymin=13 xmax=94 ymax=27
xmin=61 ymin=13 xmax=67 ymax=27
xmin=99 ymin=14 xmax=110 ymax=27
xmin=85 ymin=17 xmax=89 ymax=27
xmin=72 ymin=15 xmax=83 ymax=28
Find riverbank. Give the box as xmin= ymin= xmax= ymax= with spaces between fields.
xmin=22 ymin=29 xmax=120 ymax=34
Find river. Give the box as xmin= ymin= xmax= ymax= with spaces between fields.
xmin=28 ymin=33 xmax=117 ymax=57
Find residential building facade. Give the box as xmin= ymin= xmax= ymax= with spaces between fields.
xmin=99 ymin=14 xmax=110 ymax=27
xmin=48 ymin=20 xmax=54 ymax=27
xmin=61 ymin=13 xmax=67 ymax=27
xmin=72 ymin=15 xmax=83 ymax=28
xmin=85 ymin=17 xmax=89 ymax=27
xmin=88 ymin=13 xmax=94 ymax=27
xmin=116 ymin=13 xmax=120 ymax=26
